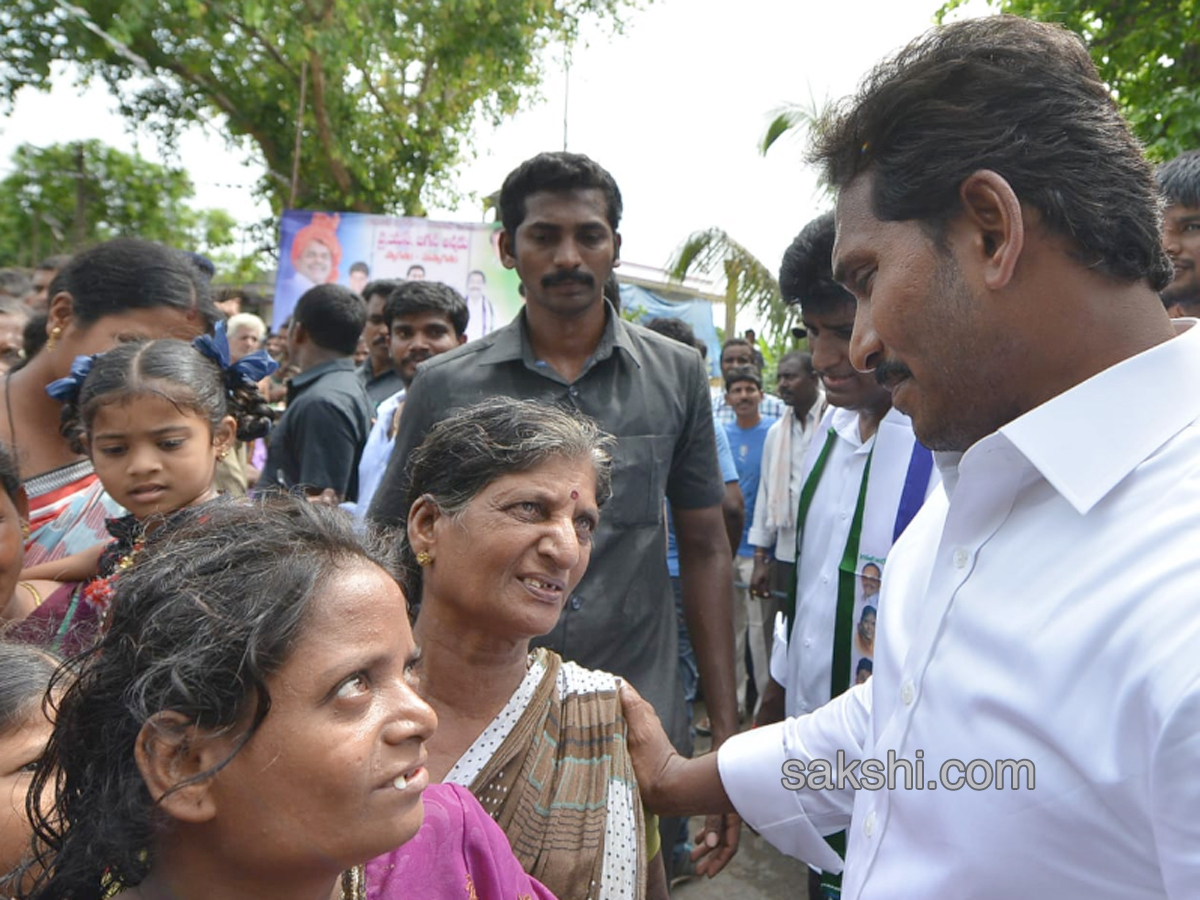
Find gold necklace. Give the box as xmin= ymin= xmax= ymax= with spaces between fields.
xmin=340 ymin=865 xmax=365 ymax=900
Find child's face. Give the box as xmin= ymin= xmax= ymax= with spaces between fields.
xmin=88 ymin=394 xmax=235 ymax=520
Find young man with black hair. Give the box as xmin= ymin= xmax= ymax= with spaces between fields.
xmin=258 ymin=283 xmax=372 ymax=501
xmin=622 ymin=17 xmax=1200 ymax=899
xmin=1157 ymin=149 xmax=1200 ymax=317
xmin=356 ymin=278 xmax=406 ymax=407
xmin=370 ymin=153 xmax=740 ymax=867
xmin=722 ymin=364 xmax=776 ymax=720
xmin=712 ymin=337 xmax=786 ymax=425
xmin=345 ymin=280 xmax=468 ymax=519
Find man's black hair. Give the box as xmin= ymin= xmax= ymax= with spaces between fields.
xmin=1158 ymin=150 xmax=1200 ymax=210
xmin=293 ymin=283 xmax=366 ymax=356
xmin=499 ymin=152 xmax=623 ymax=239
xmin=723 ymin=364 xmax=762 ymax=392
xmin=810 ymin=15 xmax=1172 ymax=291
xmin=362 ymin=279 xmax=403 ymax=305
xmin=780 ymin=212 xmax=855 ymax=315
xmin=384 ymin=281 xmax=469 ymax=338
xmin=644 ymin=317 xmax=698 ymax=349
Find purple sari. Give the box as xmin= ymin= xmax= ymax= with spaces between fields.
xmin=366 ymin=783 xmax=557 ymax=899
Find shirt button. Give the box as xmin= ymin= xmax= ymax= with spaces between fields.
xmin=864 ymin=810 xmax=876 ymax=837
xmin=840 ymin=511 xmax=848 ymax=521
xmin=901 ymin=681 xmax=915 ymax=705
xmin=570 ymin=596 xmax=583 ymax=610
xmin=953 ymin=548 xmax=970 ymax=569
xmin=821 ymin=575 xmax=829 ymax=584
xmin=569 ymin=387 xmax=580 ymax=398
xmin=803 ymin=639 xmax=812 ymax=648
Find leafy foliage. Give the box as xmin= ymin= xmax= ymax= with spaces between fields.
xmin=666 ymin=227 xmax=797 ymax=343
xmin=0 ymin=140 xmax=238 ymax=268
xmin=0 ymin=0 xmax=643 ymax=216
xmin=937 ymin=0 xmax=1200 ymax=161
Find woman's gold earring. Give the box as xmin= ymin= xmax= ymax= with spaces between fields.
xmin=46 ymin=325 xmax=62 ymax=351
xmin=217 ymin=449 xmax=228 ymax=461
xmin=20 ymin=521 xmax=30 ymax=540
xmin=416 ymin=551 xmax=432 ymax=567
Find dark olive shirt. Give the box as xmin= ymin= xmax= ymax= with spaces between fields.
xmin=370 ymin=305 xmax=723 ymax=750
xmin=357 ymin=363 xmax=406 ymax=409
xmin=259 ymin=358 xmax=372 ymax=501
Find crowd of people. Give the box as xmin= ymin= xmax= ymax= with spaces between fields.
xmin=0 ymin=12 xmax=1198 ymax=900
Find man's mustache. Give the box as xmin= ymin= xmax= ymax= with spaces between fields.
xmin=875 ymin=359 xmax=914 ymax=390
xmin=542 ymin=270 xmax=595 ymax=289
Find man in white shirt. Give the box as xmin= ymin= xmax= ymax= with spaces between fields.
xmin=619 ymin=16 xmax=1199 ymax=899
xmin=342 ymin=280 xmax=467 ymax=518
xmin=751 ymin=212 xmax=935 ymax=899
xmin=747 ymin=350 xmax=824 ymax=602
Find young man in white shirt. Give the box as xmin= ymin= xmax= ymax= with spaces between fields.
xmin=752 ymin=212 xmax=936 ymax=899
xmin=620 ymin=17 xmax=1200 ymax=900
xmin=343 ymin=280 xmax=467 ymax=518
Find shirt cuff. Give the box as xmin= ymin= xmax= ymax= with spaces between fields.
xmin=747 ymin=526 xmax=775 ymax=549
xmin=717 ymin=725 xmax=846 ymax=873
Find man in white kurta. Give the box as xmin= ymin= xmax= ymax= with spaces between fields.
xmin=620 ymin=16 xmax=1200 ymax=899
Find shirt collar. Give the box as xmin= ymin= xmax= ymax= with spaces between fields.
xmin=289 ymin=357 xmax=356 ymax=389
xmin=971 ymin=319 xmax=1200 ymax=515
xmin=471 ymin=300 xmax=641 ymax=372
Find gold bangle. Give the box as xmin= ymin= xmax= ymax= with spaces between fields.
xmin=17 ymin=581 xmax=44 ymax=609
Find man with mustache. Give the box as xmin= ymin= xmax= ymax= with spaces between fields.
xmin=356 ymin=279 xmax=407 ymax=408
xmin=754 ymin=211 xmax=936 ymax=899
xmin=370 ymin=151 xmax=740 ymax=875
xmin=622 ymin=16 xmax=1200 ymax=900
xmin=1157 ymin=150 xmax=1200 ymax=317
xmin=344 ymin=279 xmax=468 ymax=519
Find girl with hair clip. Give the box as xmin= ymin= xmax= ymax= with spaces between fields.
xmin=13 ymin=324 xmax=276 ymax=655
xmin=0 ymin=642 xmax=61 ymax=897
xmin=17 ymin=498 xmax=554 ymax=900
xmin=0 ymin=239 xmax=220 ymax=568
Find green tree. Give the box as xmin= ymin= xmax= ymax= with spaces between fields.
xmin=0 ymin=140 xmax=238 ymax=267
xmin=937 ymin=1 xmax=1200 ymax=161
xmin=666 ymin=227 xmax=797 ymax=344
xmin=0 ymin=0 xmax=643 ymax=216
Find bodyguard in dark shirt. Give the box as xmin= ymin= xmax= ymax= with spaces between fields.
xmin=369 ymin=151 xmax=740 ymax=771
xmin=259 ymin=284 xmax=372 ymax=501
xmin=357 ymin=278 xmax=406 ymax=408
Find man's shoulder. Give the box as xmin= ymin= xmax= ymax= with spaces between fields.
xmin=410 ymin=326 xmax=513 ymax=381
xmin=617 ymin=318 xmax=706 ymax=367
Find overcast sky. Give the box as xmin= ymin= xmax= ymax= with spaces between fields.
xmin=0 ymin=0 xmax=989 ymax=311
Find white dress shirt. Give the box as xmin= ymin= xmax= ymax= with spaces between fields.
xmin=718 ymin=320 xmax=1200 ymax=899
xmin=340 ymin=386 xmax=404 ymax=519
xmin=769 ymin=405 xmax=932 ymax=718
xmin=747 ymin=401 xmax=825 ymax=562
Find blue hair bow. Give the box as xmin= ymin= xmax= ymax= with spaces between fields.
xmin=46 ymin=354 xmax=99 ymax=403
xmin=193 ymin=321 xmax=278 ymax=386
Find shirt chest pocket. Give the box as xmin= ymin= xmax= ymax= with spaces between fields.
xmin=605 ymin=434 xmax=676 ymax=527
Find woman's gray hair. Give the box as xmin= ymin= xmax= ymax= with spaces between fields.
xmin=401 ymin=397 xmax=613 ymax=597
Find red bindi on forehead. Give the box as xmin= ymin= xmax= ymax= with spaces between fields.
xmin=570 ymin=490 xmax=579 ymax=500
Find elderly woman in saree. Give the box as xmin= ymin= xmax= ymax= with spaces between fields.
xmin=406 ymin=397 xmax=669 ymax=900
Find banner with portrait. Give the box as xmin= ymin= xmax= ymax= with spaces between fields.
xmin=274 ymin=211 xmax=525 ymax=340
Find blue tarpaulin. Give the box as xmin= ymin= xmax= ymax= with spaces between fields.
xmin=618 ymin=283 xmax=721 ymax=378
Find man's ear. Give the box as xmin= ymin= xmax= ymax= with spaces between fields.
xmin=134 ymin=711 xmax=225 ymax=824
xmin=406 ymin=494 xmax=443 ymax=557
xmin=957 ymin=170 xmax=1024 ymax=291
xmin=456 ymin=333 xmax=467 ymax=346
xmin=612 ymin=231 xmax=622 ymax=269
xmin=498 ymin=229 xmax=517 ymax=270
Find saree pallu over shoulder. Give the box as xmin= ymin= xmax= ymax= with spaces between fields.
xmin=23 ymin=459 xmax=125 ymax=566
xmin=456 ymin=649 xmax=646 ymax=900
